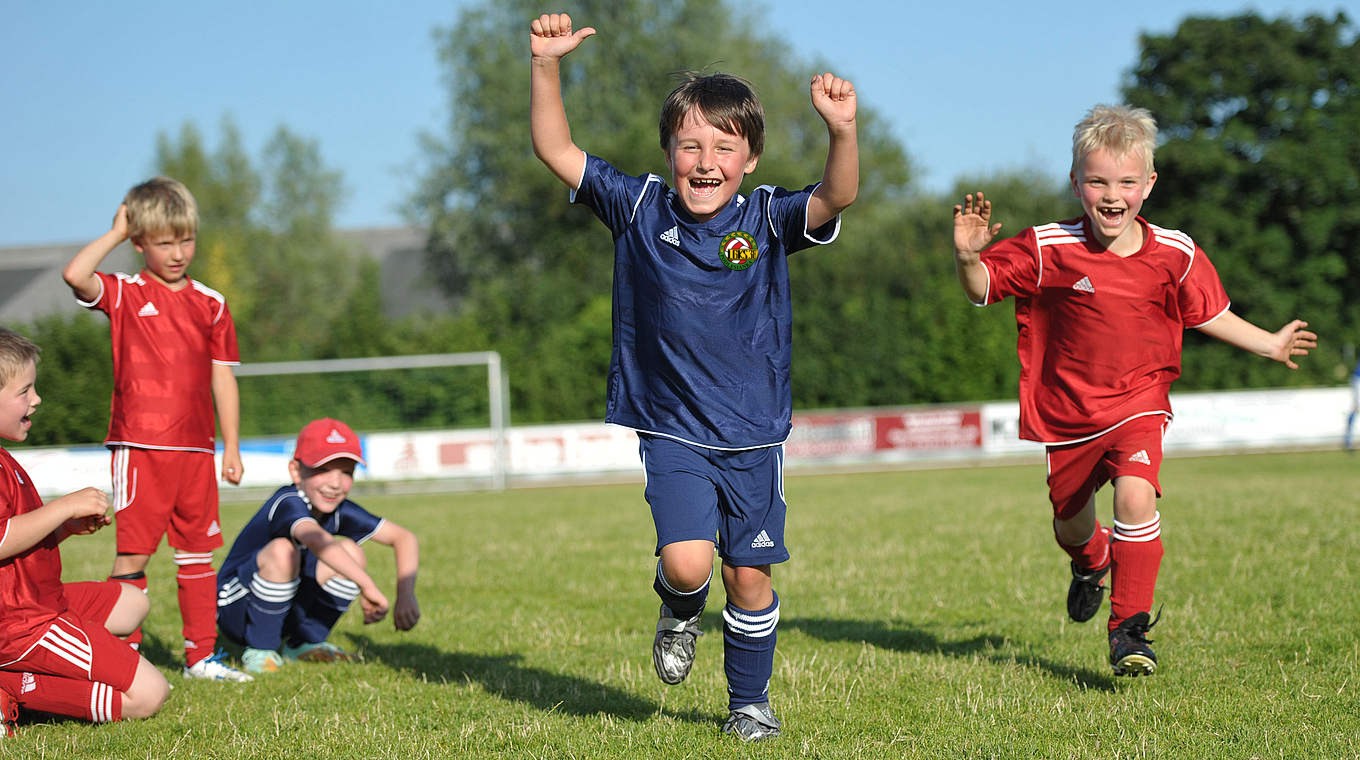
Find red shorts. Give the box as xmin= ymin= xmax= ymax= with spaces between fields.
xmin=1 ymin=581 xmax=139 ymax=692
xmin=1045 ymin=414 xmax=1168 ymax=521
xmin=112 ymin=447 xmax=223 ymax=555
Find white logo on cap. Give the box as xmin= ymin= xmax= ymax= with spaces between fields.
xmin=326 ymin=429 xmax=348 ymax=444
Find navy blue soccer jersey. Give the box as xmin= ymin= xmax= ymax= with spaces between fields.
xmin=218 ymin=485 xmax=385 ymax=580
xmin=572 ymin=154 xmax=841 ymax=450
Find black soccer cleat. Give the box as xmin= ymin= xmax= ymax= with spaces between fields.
xmin=1109 ymin=609 xmax=1160 ymax=676
xmin=721 ymin=702 xmax=781 ymax=742
xmin=652 ymin=605 xmax=704 ymax=685
xmin=1067 ymin=561 xmax=1110 ymax=622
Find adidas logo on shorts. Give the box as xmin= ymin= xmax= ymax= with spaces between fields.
xmin=750 ymin=530 xmax=775 ymax=549
xmin=1129 ymin=449 xmax=1152 ymax=465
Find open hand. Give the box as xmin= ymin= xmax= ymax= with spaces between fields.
xmin=953 ymin=192 xmax=1002 ymax=259
xmin=1270 ymin=320 xmax=1317 ymax=370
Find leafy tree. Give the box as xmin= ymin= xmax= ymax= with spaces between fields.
xmin=155 ymin=119 xmax=361 ymax=362
xmin=9 ymin=314 xmax=112 ymax=448
xmin=1125 ymin=12 xmax=1358 ymax=386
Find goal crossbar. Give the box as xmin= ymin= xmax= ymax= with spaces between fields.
xmin=235 ymin=352 xmax=509 ymax=490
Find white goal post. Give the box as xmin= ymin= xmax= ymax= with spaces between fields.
xmin=234 ymin=352 xmax=510 ymax=490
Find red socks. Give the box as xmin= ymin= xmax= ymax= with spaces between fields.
xmin=175 ymin=556 xmax=218 ymax=666
xmin=1108 ymin=513 xmax=1163 ymax=630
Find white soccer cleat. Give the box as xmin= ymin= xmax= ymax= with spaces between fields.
xmin=183 ymin=650 xmax=253 ymax=682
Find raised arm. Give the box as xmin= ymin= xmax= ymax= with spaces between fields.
xmin=211 ymin=363 xmax=243 ymax=485
xmin=372 ymin=519 xmax=421 ymax=631
xmin=1196 ymin=311 xmax=1317 ymax=370
xmin=529 ymin=13 xmax=596 ymax=189
xmin=806 ymin=72 xmax=859 ymax=230
xmin=952 ymin=192 xmax=1002 ymax=304
xmin=63 ymin=204 xmax=129 ymax=302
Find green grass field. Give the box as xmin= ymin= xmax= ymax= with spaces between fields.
xmin=8 ymin=449 xmax=1358 ymax=759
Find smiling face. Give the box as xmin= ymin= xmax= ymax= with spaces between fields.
xmin=0 ymin=360 xmax=40 ymax=442
xmin=133 ymin=228 xmax=196 ymax=289
xmin=665 ymin=107 xmax=760 ymax=222
xmin=288 ymin=458 xmax=357 ymax=516
xmin=1072 ymin=146 xmax=1157 ymax=255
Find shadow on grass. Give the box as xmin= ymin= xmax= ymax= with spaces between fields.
xmin=347 ymin=634 xmax=713 ymax=725
xmin=140 ymin=632 xmax=178 ymax=662
xmin=783 ymin=617 xmax=1115 ymax=692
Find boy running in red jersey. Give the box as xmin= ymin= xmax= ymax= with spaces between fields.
xmin=63 ymin=177 xmax=251 ymax=681
xmin=0 ymin=327 xmax=169 ymax=734
xmin=952 ymin=104 xmax=1316 ymax=675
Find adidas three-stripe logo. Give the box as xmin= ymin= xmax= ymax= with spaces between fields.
xmin=750 ymin=530 xmax=775 ymax=549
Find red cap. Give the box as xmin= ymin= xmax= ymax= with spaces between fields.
xmin=293 ymin=418 xmax=365 ymax=468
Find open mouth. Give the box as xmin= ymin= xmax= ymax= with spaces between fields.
xmin=689 ymin=178 xmax=721 ymax=197
xmin=1098 ymin=206 xmax=1125 ymax=225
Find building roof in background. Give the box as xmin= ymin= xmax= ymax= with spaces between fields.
xmin=0 ymin=227 xmax=449 ymax=324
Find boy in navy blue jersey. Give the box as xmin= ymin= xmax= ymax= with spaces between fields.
xmin=530 ymin=12 xmax=858 ymax=741
xmin=215 ymin=418 xmax=420 ymax=674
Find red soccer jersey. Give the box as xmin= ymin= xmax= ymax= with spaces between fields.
xmin=82 ymin=271 xmax=239 ymax=452
xmin=979 ymin=216 xmax=1230 ymax=444
xmin=0 ymin=447 xmax=69 ymax=660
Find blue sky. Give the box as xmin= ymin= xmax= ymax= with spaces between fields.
xmin=3 ymin=0 xmax=1356 ymax=247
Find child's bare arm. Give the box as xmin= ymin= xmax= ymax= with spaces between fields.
xmin=952 ymin=192 xmax=1001 ymax=304
xmin=294 ymin=521 xmax=390 ymax=624
xmin=1197 ymin=311 xmax=1317 ymax=369
xmin=211 ymin=364 xmax=243 ymax=485
xmin=373 ymin=520 xmax=421 ymax=631
xmin=530 ymin=12 xmax=596 ymax=189
xmin=807 ymin=73 xmax=859 ymax=230
xmin=0 ymin=487 xmax=109 ymax=560
xmin=63 ymin=205 xmax=129 ymax=302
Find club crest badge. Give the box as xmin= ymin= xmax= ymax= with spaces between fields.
xmin=719 ymin=231 xmax=759 ymax=270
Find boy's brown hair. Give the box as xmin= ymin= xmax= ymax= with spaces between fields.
xmin=123 ymin=176 xmax=199 ymax=242
xmin=0 ymin=327 xmax=40 ymax=389
xmin=659 ymin=73 xmax=766 ymax=158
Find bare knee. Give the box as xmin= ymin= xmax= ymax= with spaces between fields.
xmin=120 ymin=658 xmax=169 ymax=720
xmin=255 ymin=537 xmax=302 ymax=581
xmin=658 ymin=540 xmax=714 ymax=592
xmin=104 ymin=583 xmax=150 ymax=637
xmin=721 ymin=563 xmax=772 ymax=610
xmin=1053 ymin=495 xmax=1098 ymax=546
xmin=1112 ymin=476 xmax=1158 ymax=524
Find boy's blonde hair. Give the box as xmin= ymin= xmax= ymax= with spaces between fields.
xmin=123 ymin=176 xmax=199 ymax=242
xmin=0 ymin=327 xmax=40 ymax=390
xmin=1071 ymin=105 xmax=1158 ymax=177
xmin=660 ymin=72 xmax=766 ymax=158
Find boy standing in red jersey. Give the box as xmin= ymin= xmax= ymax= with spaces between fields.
xmin=952 ymin=105 xmax=1316 ymax=676
xmin=0 ymin=327 xmax=169 ymax=734
xmin=63 ymin=177 xmax=251 ymax=682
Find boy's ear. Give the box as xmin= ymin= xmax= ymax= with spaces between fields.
xmin=743 ymin=154 xmax=760 ymax=175
xmin=287 ymin=459 xmax=304 ymax=485
xmin=1142 ymin=171 xmax=1158 ymax=199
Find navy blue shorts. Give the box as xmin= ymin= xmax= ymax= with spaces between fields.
xmin=216 ymin=547 xmax=326 ymax=646
xmin=639 ymin=434 xmax=789 ymax=567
